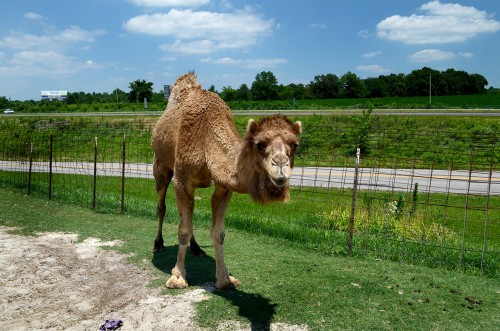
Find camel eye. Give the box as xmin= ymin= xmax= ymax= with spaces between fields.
xmin=255 ymin=142 xmax=266 ymax=152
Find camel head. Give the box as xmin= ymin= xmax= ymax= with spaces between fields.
xmin=240 ymin=115 xmax=302 ymax=203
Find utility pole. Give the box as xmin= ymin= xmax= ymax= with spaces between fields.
xmin=429 ymin=73 xmax=432 ymax=105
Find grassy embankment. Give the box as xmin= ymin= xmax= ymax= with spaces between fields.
xmin=0 ymin=187 xmax=499 ymax=330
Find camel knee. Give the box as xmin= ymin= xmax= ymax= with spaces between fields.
xmin=178 ymin=232 xmax=191 ymax=246
xmin=211 ymin=229 xmax=225 ymax=245
xmin=157 ymin=202 xmax=166 ymax=219
xmin=217 ymin=231 xmax=225 ymax=245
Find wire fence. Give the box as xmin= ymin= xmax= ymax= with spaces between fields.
xmin=0 ymin=117 xmax=498 ymax=277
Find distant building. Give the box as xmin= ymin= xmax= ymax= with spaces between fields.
xmin=163 ymin=85 xmax=171 ymax=101
xmin=41 ymin=91 xmax=67 ymax=101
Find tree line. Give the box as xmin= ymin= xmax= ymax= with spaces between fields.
xmin=1 ymin=67 xmax=497 ymax=111
xmin=219 ymin=67 xmax=492 ymax=102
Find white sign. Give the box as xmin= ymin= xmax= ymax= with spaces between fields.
xmin=41 ymin=91 xmax=68 ymax=99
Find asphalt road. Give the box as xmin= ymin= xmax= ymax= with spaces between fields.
xmin=1 ymin=109 xmax=500 ymax=117
xmin=1 ymin=161 xmax=498 ymax=196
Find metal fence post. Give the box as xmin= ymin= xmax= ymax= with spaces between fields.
xmin=121 ymin=135 xmax=126 ymax=213
xmin=348 ymin=148 xmax=361 ymax=254
xmin=49 ymin=133 xmax=53 ymax=200
xmin=28 ymin=143 xmax=33 ymax=196
xmin=92 ymin=136 xmax=98 ymax=209
xmin=460 ymin=146 xmax=474 ymax=271
xmin=480 ymin=158 xmax=493 ymax=276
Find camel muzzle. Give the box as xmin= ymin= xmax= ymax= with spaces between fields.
xmin=269 ymin=157 xmax=291 ymax=187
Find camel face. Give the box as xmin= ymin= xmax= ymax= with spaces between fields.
xmin=245 ymin=116 xmax=302 ymax=196
xmin=255 ymin=133 xmax=297 ymax=187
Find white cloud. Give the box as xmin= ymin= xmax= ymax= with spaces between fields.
xmin=160 ymin=56 xmax=177 ymax=62
xmin=58 ymin=26 xmax=106 ymax=43
xmin=128 ymin=0 xmax=210 ymax=7
xmin=377 ymin=0 xmax=500 ymax=44
xmin=310 ymin=23 xmax=327 ymax=29
xmin=23 ymin=12 xmax=45 ymax=21
xmin=356 ymin=64 xmax=390 ymax=74
xmin=0 ymin=26 xmax=106 ymax=50
xmin=362 ymin=51 xmax=381 ymax=58
xmin=0 ymin=24 xmax=106 ymax=77
xmin=160 ymin=39 xmax=217 ymax=54
xmin=201 ymin=57 xmax=288 ymax=69
xmin=3 ymin=51 xmax=79 ymax=75
xmin=409 ymin=49 xmax=456 ymax=62
xmin=124 ymin=8 xmax=274 ymax=54
xmin=357 ymin=30 xmax=369 ymax=39
xmin=459 ymin=52 xmax=474 ymax=58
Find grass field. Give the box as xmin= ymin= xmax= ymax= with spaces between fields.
xmin=0 ymin=113 xmax=499 ymax=279
xmin=226 ymin=94 xmax=500 ymax=110
xmin=1 ymin=169 xmax=498 ymax=278
xmin=0 ymin=187 xmax=498 ymax=330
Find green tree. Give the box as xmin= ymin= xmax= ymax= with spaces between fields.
xmin=129 ymin=79 xmax=154 ymax=103
xmin=364 ymin=77 xmax=388 ymax=98
xmin=251 ymin=71 xmax=279 ymax=100
xmin=280 ymin=83 xmax=308 ymax=100
xmin=0 ymin=96 xmax=10 ymax=109
xmin=386 ymin=73 xmax=407 ymax=97
xmin=406 ymin=67 xmax=440 ymax=96
xmin=219 ymin=86 xmax=238 ymax=101
xmin=236 ymin=84 xmax=251 ymax=101
xmin=308 ymin=74 xmax=341 ymax=99
xmin=340 ymin=72 xmax=366 ymax=98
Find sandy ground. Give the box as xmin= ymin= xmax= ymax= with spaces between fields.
xmin=0 ymin=227 xmax=307 ymax=331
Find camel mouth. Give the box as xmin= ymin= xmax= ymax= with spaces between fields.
xmin=269 ymin=176 xmax=288 ymax=188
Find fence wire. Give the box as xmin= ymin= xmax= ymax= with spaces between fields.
xmin=0 ymin=118 xmax=498 ymax=277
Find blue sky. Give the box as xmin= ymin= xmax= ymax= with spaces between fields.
xmin=1 ymin=0 xmax=499 ymax=100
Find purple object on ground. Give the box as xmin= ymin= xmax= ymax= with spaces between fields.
xmin=99 ymin=320 xmax=123 ymax=330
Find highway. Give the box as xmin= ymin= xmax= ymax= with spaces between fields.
xmin=1 ymin=161 xmax=498 ymax=195
xmin=1 ymin=109 xmax=500 ymax=117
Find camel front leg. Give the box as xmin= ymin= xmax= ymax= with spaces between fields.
xmin=166 ymin=180 xmax=194 ymax=289
xmin=211 ymin=185 xmax=240 ymax=290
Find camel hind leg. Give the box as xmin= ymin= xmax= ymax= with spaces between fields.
xmin=154 ymin=168 xmax=173 ymax=253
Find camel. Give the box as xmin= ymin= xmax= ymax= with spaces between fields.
xmin=151 ymin=73 xmax=301 ymax=290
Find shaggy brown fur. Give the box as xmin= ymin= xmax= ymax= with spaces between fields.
xmin=151 ymin=73 xmax=301 ymax=289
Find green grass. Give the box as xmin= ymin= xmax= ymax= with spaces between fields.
xmin=1 ymin=170 xmax=498 ymax=278
xmin=226 ymin=94 xmax=500 ymax=110
xmin=0 ymin=187 xmax=498 ymax=330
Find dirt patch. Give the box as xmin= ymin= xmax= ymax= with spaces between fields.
xmin=0 ymin=227 xmax=307 ymax=330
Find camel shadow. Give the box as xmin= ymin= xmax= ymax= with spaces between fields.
xmin=204 ymin=285 xmax=277 ymax=331
xmin=152 ymin=245 xmax=277 ymax=331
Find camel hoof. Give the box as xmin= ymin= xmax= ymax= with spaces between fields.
xmin=153 ymin=246 xmax=165 ymax=254
xmin=153 ymin=241 xmax=165 ymax=253
xmin=166 ymin=275 xmax=189 ymax=289
xmin=216 ymin=276 xmax=241 ymax=290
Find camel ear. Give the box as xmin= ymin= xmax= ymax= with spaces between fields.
xmin=293 ymin=121 xmax=302 ymax=135
xmin=246 ymin=119 xmax=258 ymax=135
